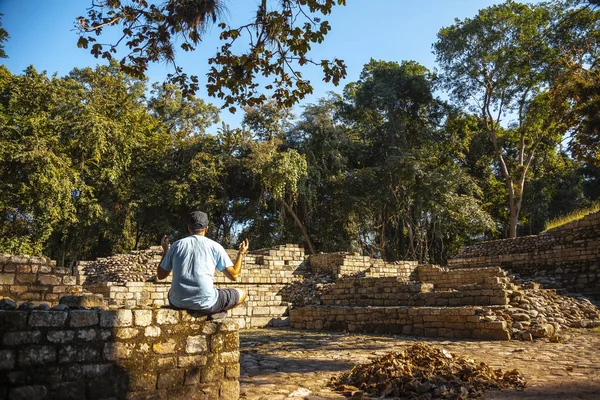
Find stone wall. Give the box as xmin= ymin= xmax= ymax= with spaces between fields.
xmin=0 ymin=307 xmax=239 ymax=400
xmin=417 ymin=265 xmax=508 ymax=289
xmin=0 ymin=255 xmax=83 ymax=305
xmin=78 ymin=245 xmax=306 ymax=329
xmin=308 ymin=253 xmax=418 ymax=280
xmin=320 ymin=275 xmax=510 ymax=307
xmin=289 ymin=306 xmax=510 ymax=340
xmin=449 ymin=212 xmax=600 ymax=298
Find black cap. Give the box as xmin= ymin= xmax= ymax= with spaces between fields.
xmin=189 ymin=211 xmax=209 ymax=231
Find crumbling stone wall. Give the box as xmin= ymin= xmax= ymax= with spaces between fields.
xmin=78 ymin=245 xmax=306 ymax=328
xmin=308 ymin=253 xmax=418 ymax=279
xmin=0 ymin=255 xmax=83 ymax=305
xmin=0 ymin=307 xmax=239 ymax=399
xmin=449 ymin=212 xmax=600 ymax=298
xmin=321 ymin=275 xmax=510 ymax=307
xmin=417 ymin=265 xmax=508 ymax=289
xmin=289 ymin=306 xmax=510 ymax=340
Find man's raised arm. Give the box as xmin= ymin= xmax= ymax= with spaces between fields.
xmin=156 ymin=235 xmax=171 ymax=280
xmin=223 ymin=238 xmax=249 ymax=281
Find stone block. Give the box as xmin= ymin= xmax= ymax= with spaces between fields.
xmin=178 ymin=355 xmax=208 ymax=368
xmin=2 ymin=331 xmax=42 ymax=346
xmin=81 ymin=363 xmax=113 ymax=378
xmin=62 ymin=276 xmax=77 ymax=285
xmin=8 ymin=385 xmax=48 ymax=400
xmin=37 ymin=275 xmax=61 ymax=286
xmin=0 ymin=349 xmax=15 ymax=370
xmin=18 ymin=345 xmax=56 ymax=366
xmin=60 ymin=294 xmax=105 ymax=309
xmin=155 ymin=309 xmax=179 ymax=325
xmin=220 ymin=380 xmax=240 ymax=400
xmin=153 ymin=339 xmax=177 ymax=354
xmin=145 ymin=326 xmax=161 ymax=337
xmin=116 ymin=328 xmax=139 ymax=339
xmin=69 ymin=310 xmax=99 ymax=327
xmin=129 ymin=372 xmax=157 ymax=392
xmin=59 ymin=344 xmax=100 ymax=363
xmin=134 ymin=309 xmax=153 ymax=326
xmin=28 ymin=311 xmax=68 ymax=327
xmin=201 ymin=362 xmax=225 ymax=383
xmin=225 ymin=364 xmax=240 ymax=379
xmin=184 ymin=368 xmax=201 ymax=385
xmin=103 ymin=342 xmax=134 ymax=360
xmin=157 ymin=369 xmax=184 ymax=389
xmin=218 ymin=351 xmax=239 ymax=363
xmin=0 ymin=311 xmax=28 ymax=330
xmin=47 ymin=330 xmax=75 ymax=343
xmin=76 ymin=328 xmax=97 ymax=341
xmin=100 ymin=309 xmax=133 ymax=327
xmin=0 ymin=273 xmax=15 ymax=285
xmin=186 ymin=335 xmax=208 ymax=354
xmin=16 ymin=274 xmax=37 ymax=284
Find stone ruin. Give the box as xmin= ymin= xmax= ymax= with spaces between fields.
xmin=1 ymin=211 xmax=600 ymax=398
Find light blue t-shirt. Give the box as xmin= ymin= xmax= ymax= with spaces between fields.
xmin=159 ymin=235 xmax=233 ymax=310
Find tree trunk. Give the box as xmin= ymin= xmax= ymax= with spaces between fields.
xmin=282 ymin=199 xmax=316 ymax=255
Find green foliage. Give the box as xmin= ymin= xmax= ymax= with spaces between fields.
xmin=434 ymin=0 xmax=600 ymax=238
xmin=0 ymin=14 xmax=8 ymax=59
xmin=76 ymin=0 xmax=347 ymax=108
xmin=544 ymin=203 xmax=600 ymax=231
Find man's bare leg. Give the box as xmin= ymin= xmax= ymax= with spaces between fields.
xmin=224 ymin=288 xmax=247 ymax=311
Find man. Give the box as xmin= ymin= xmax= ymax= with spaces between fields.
xmin=157 ymin=211 xmax=249 ymax=314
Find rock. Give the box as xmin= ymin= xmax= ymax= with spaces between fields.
xmin=52 ymin=304 xmax=70 ymax=311
xmin=17 ymin=302 xmax=35 ymax=311
xmin=511 ymin=313 xmax=531 ymax=322
xmin=521 ymin=332 xmax=533 ymax=341
xmin=36 ymin=303 xmax=51 ymax=310
xmin=530 ymin=323 xmax=554 ymax=338
xmin=0 ymin=298 xmax=17 ymax=310
xmin=60 ymin=294 xmax=105 ymax=309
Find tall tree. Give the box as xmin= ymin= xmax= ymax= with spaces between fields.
xmin=434 ymin=1 xmax=599 ymax=237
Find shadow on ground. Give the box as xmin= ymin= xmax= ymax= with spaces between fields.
xmin=484 ymin=380 xmax=600 ymax=400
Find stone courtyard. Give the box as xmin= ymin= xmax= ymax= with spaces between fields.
xmin=238 ymin=327 xmax=600 ymax=399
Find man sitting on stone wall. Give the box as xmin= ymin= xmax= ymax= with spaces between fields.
xmin=157 ymin=211 xmax=249 ymax=317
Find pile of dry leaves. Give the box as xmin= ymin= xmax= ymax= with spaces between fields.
xmin=330 ymin=344 xmax=526 ymax=399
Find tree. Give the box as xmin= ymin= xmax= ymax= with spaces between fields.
xmin=336 ymin=60 xmax=493 ymax=262
xmin=434 ymin=1 xmax=599 ymax=238
xmin=76 ymin=0 xmax=347 ymax=110
xmin=0 ymin=14 xmax=8 ymax=58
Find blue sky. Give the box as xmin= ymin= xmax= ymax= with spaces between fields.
xmin=0 ymin=0 xmax=521 ymax=128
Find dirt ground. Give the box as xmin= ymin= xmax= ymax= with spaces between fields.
xmin=239 ymin=328 xmax=600 ymax=400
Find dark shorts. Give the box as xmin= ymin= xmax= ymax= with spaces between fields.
xmin=203 ymin=288 xmax=240 ymax=314
xmin=169 ymin=288 xmax=240 ymax=314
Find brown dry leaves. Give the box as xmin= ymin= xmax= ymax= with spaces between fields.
xmin=329 ymin=343 xmax=526 ymax=399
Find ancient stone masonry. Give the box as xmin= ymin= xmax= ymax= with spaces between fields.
xmin=0 ymin=306 xmax=240 ymax=400
xmin=309 ymin=252 xmax=418 ymax=280
xmin=449 ymin=211 xmax=600 ymax=298
xmin=77 ymin=245 xmax=306 ymax=329
xmin=0 ymin=255 xmax=83 ymax=305
xmin=290 ymin=254 xmax=600 ymax=340
xmin=290 ymin=306 xmax=510 ymax=340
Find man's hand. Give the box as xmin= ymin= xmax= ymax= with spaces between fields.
xmin=161 ymin=235 xmax=171 ymax=254
xmin=238 ymin=238 xmax=249 ymax=255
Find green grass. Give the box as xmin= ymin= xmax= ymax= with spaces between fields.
xmin=594 ymin=326 xmax=600 ymax=335
xmin=544 ymin=203 xmax=600 ymax=232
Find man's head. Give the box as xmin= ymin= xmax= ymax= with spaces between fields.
xmin=188 ymin=211 xmax=209 ymax=234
